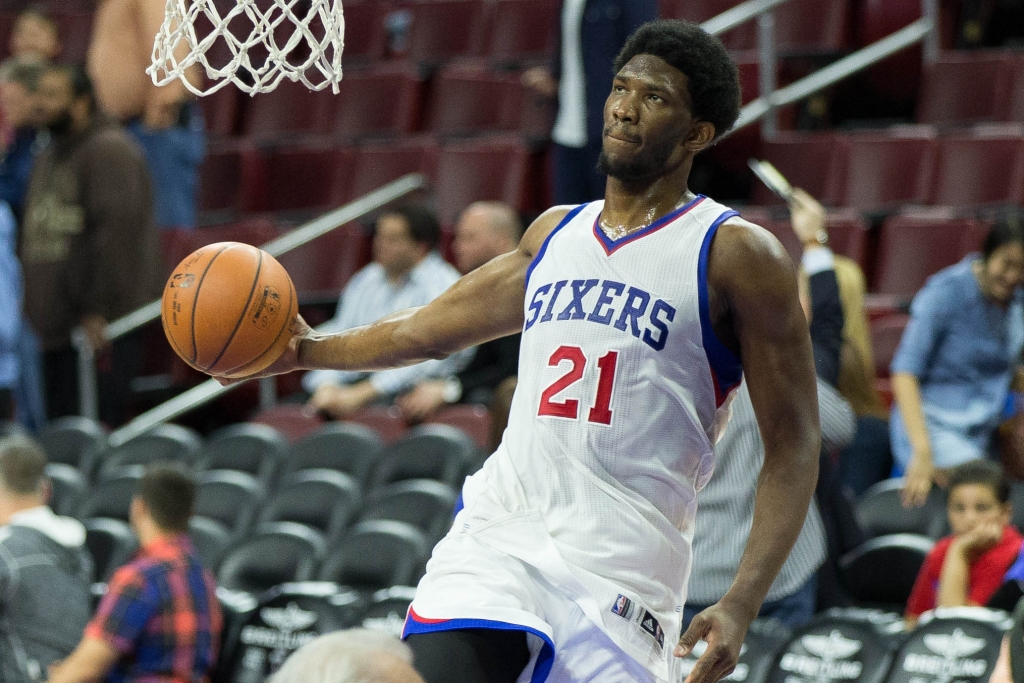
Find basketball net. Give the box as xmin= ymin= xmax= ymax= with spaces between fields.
xmin=148 ymin=0 xmax=345 ymax=96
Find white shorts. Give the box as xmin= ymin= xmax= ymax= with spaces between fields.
xmin=402 ymin=511 xmax=678 ymax=683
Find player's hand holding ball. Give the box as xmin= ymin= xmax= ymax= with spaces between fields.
xmin=161 ymin=242 xmax=311 ymax=382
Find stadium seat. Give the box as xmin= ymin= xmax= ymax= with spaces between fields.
xmin=275 ymin=222 xmax=372 ymax=301
xmin=46 ymin=463 xmax=86 ymax=517
xmin=480 ymin=0 xmax=558 ymax=64
xmin=219 ymin=583 xmax=362 ymax=682
xmin=284 ymin=422 xmax=384 ymax=487
xmin=91 ymin=424 xmax=203 ymax=482
xmin=1001 ymin=56 xmax=1024 ymax=122
xmin=346 ymin=406 xmax=410 ymax=445
xmin=765 ymin=609 xmax=904 ymax=683
xmin=194 ymin=470 xmax=265 ymax=539
xmin=772 ymin=0 xmax=849 ymax=55
xmin=873 ymin=214 xmax=990 ymax=297
xmin=162 ymin=218 xmax=278 ymax=275
xmin=753 ymin=210 xmax=871 ymax=273
xmin=359 ymin=479 xmax=458 ymax=543
xmin=251 ymin=405 xmax=324 ymax=443
xmin=318 ymin=520 xmax=429 ymax=591
xmin=679 ymin=618 xmax=791 ymax=683
xmin=428 ymin=63 xmax=522 ymax=137
xmin=841 ymin=131 xmax=936 ymax=210
xmin=198 ymin=141 xmax=265 ymax=215
xmin=917 ymin=52 xmax=1010 ymax=126
xmin=84 ymin=518 xmax=139 ymax=583
xmin=753 ymin=133 xmax=845 ymax=206
xmin=870 ymin=313 xmax=910 ymax=379
xmin=217 ymin=522 xmax=327 ymax=593
xmin=344 ymin=137 xmax=438 ymax=204
xmin=342 ymin=1 xmax=386 ymax=62
xmin=241 ymin=79 xmax=336 ymax=138
xmin=53 ymin=11 xmax=93 ymax=61
xmin=198 ymin=85 xmax=240 ymax=138
xmin=75 ymin=471 xmax=143 ymax=522
xmin=838 ymin=534 xmax=934 ymax=612
xmin=427 ymin=404 xmax=492 ymax=450
xmin=332 ymin=63 xmax=424 ymax=138
xmin=855 ymin=478 xmax=949 ymax=539
xmin=359 ymin=585 xmax=417 ymax=637
xmin=188 ymin=516 xmax=233 ymax=570
xmin=883 ymin=609 xmax=1009 ymax=683
xmin=259 ymin=469 xmax=362 ymax=545
xmin=929 ymin=133 xmax=1024 ymax=206
xmin=194 ymin=423 xmax=289 ymax=489
xmin=398 ymin=0 xmax=487 ymax=64
xmin=432 ymin=136 xmax=531 ymax=225
xmin=367 ymin=424 xmax=477 ymax=490
xmin=261 ymin=144 xmax=356 ymax=214
xmin=38 ymin=415 xmax=107 ymax=469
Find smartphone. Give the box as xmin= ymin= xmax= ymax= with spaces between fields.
xmin=748 ymin=159 xmax=794 ymax=204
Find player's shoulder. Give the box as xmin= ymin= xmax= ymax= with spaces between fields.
xmin=713 ymin=215 xmax=794 ymax=274
xmin=520 ymin=204 xmax=584 ymax=258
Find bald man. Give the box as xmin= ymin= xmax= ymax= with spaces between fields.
xmin=397 ymin=202 xmax=523 ymax=422
xmin=270 ymin=630 xmax=425 ymax=683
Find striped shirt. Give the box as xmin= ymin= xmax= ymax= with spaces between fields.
xmin=302 ymin=252 xmax=471 ymax=396
xmin=688 ymin=379 xmax=856 ymax=604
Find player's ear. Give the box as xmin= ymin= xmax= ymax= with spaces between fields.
xmin=684 ymin=121 xmax=716 ymax=153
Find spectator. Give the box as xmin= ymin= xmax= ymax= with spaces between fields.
xmin=0 ymin=5 xmax=60 ymax=77
xmin=48 ymin=464 xmax=222 ymax=683
xmin=0 ymin=61 xmax=47 ymax=221
xmin=87 ymin=0 xmax=204 ymax=231
xmin=0 ymin=436 xmax=92 ymax=683
xmin=270 ymin=629 xmax=425 ymax=683
xmin=893 ymin=221 xmax=1024 ymax=508
xmin=302 ymin=205 xmax=470 ymax=419
xmin=397 ymin=202 xmax=522 ymax=422
xmin=522 ymin=0 xmax=657 ymax=205
xmin=0 ymin=202 xmax=19 ymax=420
xmin=904 ymin=460 xmax=1023 ymax=629
xmin=685 ymin=190 xmax=855 ymax=628
xmin=20 ymin=64 xmax=160 ymax=426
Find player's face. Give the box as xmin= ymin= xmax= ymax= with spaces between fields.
xmin=373 ymin=214 xmax=424 ymax=277
xmin=598 ymin=55 xmax=699 ymax=183
xmin=947 ymin=484 xmax=1009 ymax=537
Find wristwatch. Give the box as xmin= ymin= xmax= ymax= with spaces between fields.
xmin=442 ymin=377 xmax=463 ymax=404
xmin=812 ymin=228 xmax=829 ymax=246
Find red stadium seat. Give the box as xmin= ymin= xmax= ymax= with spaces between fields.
xmin=432 ymin=136 xmax=531 ymax=225
xmin=395 ymin=0 xmax=487 ymax=64
xmin=347 ymin=407 xmax=409 ymax=445
xmin=427 ymin=404 xmax=491 ymax=450
xmin=241 ymin=79 xmax=336 ymax=138
xmin=750 ymin=209 xmax=870 ymax=273
xmin=264 ymin=145 xmax=357 ymax=213
xmin=252 ymin=406 xmax=324 ymax=443
xmin=916 ymin=52 xmax=1010 ymax=126
xmin=428 ymin=63 xmax=522 ymax=136
xmin=162 ymin=218 xmax=278 ymax=272
xmin=928 ymin=132 xmax=1024 ymax=206
xmin=873 ymin=212 xmax=989 ymax=297
xmin=344 ymin=137 xmax=438 ymax=203
xmin=840 ymin=130 xmax=936 ymax=210
xmin=870 ymin=313 xmax=910 ymax=379
xmin=332 ymin=63 xmax=424 ymax=138
xmin=199 ymin=86 xmax=240 ymax=138
xmin=198 ymin=141 xmax=266 ymax=215
xmin=480 ymin=0 xmax=558 ymax=64
xmin=1001 ymin=56 xmax=1024 ymax=122
xmin=276 ymin=222 xmax=372 ymax=300
xmin=752 ymin=133 xmax=845 ymax=206
xmin=342 ymin=1 xmax=386 ymax=62
xmin=53 ymin=11 xmax=93 ymax=61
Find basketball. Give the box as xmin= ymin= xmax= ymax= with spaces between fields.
xmin=161 ymin=242 xmax=298 ymax=379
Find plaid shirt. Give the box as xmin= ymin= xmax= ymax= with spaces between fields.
xmin=85 ymin=534 xmax=222 ymax=683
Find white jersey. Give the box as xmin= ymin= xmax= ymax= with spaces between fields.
xmin=406 ymin=195 xmax=744 ymax=682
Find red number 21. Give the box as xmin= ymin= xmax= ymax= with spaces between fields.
xmin=538 ymin=345 xmax=619 ymax=425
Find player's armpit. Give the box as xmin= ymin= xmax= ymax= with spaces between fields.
xmin=704 ymin=218 xmax=821 ymax=625
xmin=298 ymin=206 xmax=574 ymax=374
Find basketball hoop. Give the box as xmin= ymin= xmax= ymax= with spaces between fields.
xmin=148 ymin=0 xmax=345 ymax=96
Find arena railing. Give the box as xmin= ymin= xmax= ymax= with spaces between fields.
xmin=94 ymin=0 xmax=939 ymax=448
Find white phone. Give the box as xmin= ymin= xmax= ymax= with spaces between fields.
xmin=748 ymin=159 xmax=794 ymax=204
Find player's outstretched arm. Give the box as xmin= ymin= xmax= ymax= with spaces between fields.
xmin=227 ymin=207 xmax=572 ymax=381
xmin=679 ymin=218 xmax=821 ymax=683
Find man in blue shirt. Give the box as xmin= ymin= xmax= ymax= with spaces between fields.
xmin=302 ymin=205 xmax=471 ymax=419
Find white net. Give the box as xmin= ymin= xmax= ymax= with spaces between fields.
xmin=148 ymin=0 xmax=345 ymax=96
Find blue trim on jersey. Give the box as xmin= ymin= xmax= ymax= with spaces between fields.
xmin=403 ymin=613 xmax=555 ymax=683
xmin=453 ymin=492 xmax=464 ymax=517
xmin=593 ymin=194 xmax=706 ymax=255
xmin=524 ymin=204 xmax=589 ymax=292
xmin=697 ymin=210 xmax=743 ymax=404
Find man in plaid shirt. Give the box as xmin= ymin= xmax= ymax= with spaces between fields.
xmin=48 ymin=465 xmax=222 ymax=683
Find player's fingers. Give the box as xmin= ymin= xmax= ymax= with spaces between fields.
xmin=686 ymin=643 xmax=733 ymax=683
xmin=676 ymin=615 xmax=708 ymax=657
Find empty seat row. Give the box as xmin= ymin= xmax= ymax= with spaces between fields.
xmin=754 ymin=128 xmax=1024 ymax=210
xmin=917 ymin=50 xmax=1024 ymax=126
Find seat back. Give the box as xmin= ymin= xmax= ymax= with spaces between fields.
xmin=855 ymin=479 xmax=949 ymax=539
xmin=46 ymin=463 xmax=87 ymax=517
xmin=195 ymin=423 xmax=289 ymax=487
xmin=842 ymin=132 xmax=936 ymax=209
xmin=251 ymin=406 xmax=324 ymax=443
xmin=368 ymin=424 xmax=476 ymax=490
xmin=333 ymin=63 xmax=424 ymax=138
xmin=839 ymin=534 xmax=934 ymax=611
xmin=38 ymin=416 xmax=107 ymax=468
xmin=482 ymin=0 xmax=559 ymax=64
xmin=76 ymin=471 xmax=143 ymax=522
xmin=917 ymin=53 xmax=1010 ymax=126
xmin=929 ymin=133 xmax=1024 ymax=206
xmin=188 ymin=516 xmax=233 ymax=571
xmin=84 ymin=518 xmax=139 ymax=583
xmin=402 ymin=0 xmax=487 ymax=64
xmin=884 ymin=609 xmax=1010 ymax=683
xmin=285 ymin=422 xmax=384 ymax=486
xmin=753 ymin=133 xmax=845 ymax=206
xmin=94 ymin=424 xmax=203 ymax=482
xmin=432 ymin=137 xmax=531 ymax=225
xmin=260 ymin=470 xmax=362 ymax=545
xmin=360 ymin=479 xmax=458 ymax=543
xmin=318 ymin=520 xmax=428 ymax=592
xmin=194 ymin=470 xmax=265 ymax=539
xmin=217 ymin=523 xmax=327 ymax=594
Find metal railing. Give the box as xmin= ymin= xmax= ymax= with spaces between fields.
xmin=97 ymin=0 xmax=940 ymax=446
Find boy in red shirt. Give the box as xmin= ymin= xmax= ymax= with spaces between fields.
xmin=905 ymin=460 xmax=1023 ymax=628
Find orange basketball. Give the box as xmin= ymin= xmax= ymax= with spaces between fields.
xmin=161 ymin=242 xmax=298 ymax=379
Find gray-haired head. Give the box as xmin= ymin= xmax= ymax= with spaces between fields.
xmin=269 ymin=629 xmax=424 ymax=683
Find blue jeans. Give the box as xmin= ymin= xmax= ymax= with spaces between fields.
xmin=684 ymin=574 xmax=818 ymax=630
xmin=14 ymin=322 xmax=45 ymax=433
xmin=127 ymin=104 xmax=206 ymax=230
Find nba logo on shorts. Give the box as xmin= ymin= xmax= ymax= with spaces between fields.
xmin=612 ymin=594 xmax=633 ymax=619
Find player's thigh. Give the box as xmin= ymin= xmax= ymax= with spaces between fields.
xmin=406 ymin=628 xmax=530 ymax=683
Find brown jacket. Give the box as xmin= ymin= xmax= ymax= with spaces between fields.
xmin=19 ymin=117 xmax=161 ymax=350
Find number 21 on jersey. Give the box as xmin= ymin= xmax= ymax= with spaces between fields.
xmin=538 ymin=345 xmax=619 ymax=425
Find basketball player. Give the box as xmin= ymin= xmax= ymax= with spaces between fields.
xmin=232 ymin=20 xmax=821 ymax=683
